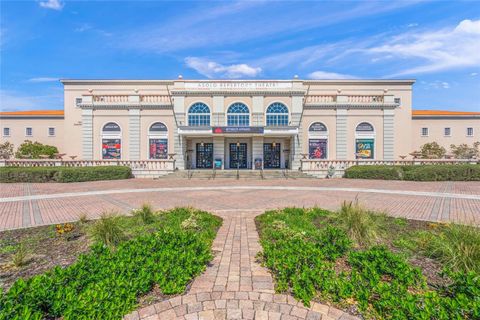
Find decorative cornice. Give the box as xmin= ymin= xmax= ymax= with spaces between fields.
xmin=78 ymin=104 xmax=173 ymax=110
xmin=170 ymin=90 xmax=306 ymax=97
xmin=304 ymin=103 xmax=399 ymax=109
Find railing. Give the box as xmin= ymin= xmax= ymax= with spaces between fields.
xmin=300 ymin=159 xmax=479 ymax=178
xmin=140 ymin=95 xmax=170 ymax=104
xmin=0 ymin=159 xmax=176 ymax=178
xmin=305 ymin=95 xmax=336 ymax=104
xmin=347 ymin=95 xmax=384 ymax=103
xmin=93 ymin=95 xmax=129 ymax=103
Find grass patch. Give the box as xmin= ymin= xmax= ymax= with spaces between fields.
xmin=256 ymin=206 xmax=480 ymax=319
xmin=0 ymin=207 xmax=221 ymax=319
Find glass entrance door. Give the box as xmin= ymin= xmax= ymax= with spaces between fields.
xmin=196 ymin=143 xmax=213 ymax=169
xmin=263 ymin=143 xmax=281 ymax=169
xmin=229 ymin=143 xmax=248 ymax=169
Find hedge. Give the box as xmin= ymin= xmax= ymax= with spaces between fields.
xmin=0 ymin=166 xmax=132 ymax=183
xmin=345 ymin=164 xmax=480 ymax=181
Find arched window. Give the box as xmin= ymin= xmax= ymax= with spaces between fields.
xmin=149 ymin=122 xmax=168 ymax=159
xmin=102 ymin=122 xmax=121 ymax=159
xmin=266 ymin=103 xmax=289 ymax=126
xmin=355 ymin=122 xmax=375 ymax=159
xmin=308 ymin=122 xmax=328 ymax=159
xmin=188 ymin=103 xmax=210 ymax=126
xmin=309 ymin=122 xmax=328 ymax=132
xmin=227 ymin=103 xmax=249 ymax=126
xmin=356 ymin=122 xmax=374 ymax=132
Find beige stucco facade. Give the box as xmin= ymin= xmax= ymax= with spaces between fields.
xmin=1 ymin=79 xmax=478 ymax=167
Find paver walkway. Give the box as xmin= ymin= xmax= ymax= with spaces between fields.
xmin=125 ymin=211 xmax=357 ymax=320
xmin=1 ymin=178 xmax=479 ymax=230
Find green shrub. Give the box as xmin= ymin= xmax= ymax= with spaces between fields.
xmin=0 ymin=166 xmax=132 ymax=183
xmin=12 ymin=243 xmax=28 ymax=267
xmin=423 ymin=223 xmax=480 ymax=273
xmin=131 ymin=204 xmax=155 ymax=224
xmin=337 ymin=200 xmax=378 ymax=247
xmin=344 ymin=165 xmax=403 ymax=180
xmin=256 ymin=207 xmax=480 ymax=319
xmin=15 ymin=140 xmax=58 ymax=159
xmin=0 ymin=209 xmax=222 ymax=320
xmin=90 ymin=213 xmax=126 ymax=247
xmin=345 ymin=164 xmax=480 ymax=181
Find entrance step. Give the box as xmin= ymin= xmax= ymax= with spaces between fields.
xmin=157 ymin=170 xmax=317 ymax=180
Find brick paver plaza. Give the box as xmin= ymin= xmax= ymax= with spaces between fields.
xmin=1 ymin=178 xmax=479 ymax=319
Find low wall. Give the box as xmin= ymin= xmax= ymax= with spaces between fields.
xmin=0 ymin=159 xmax=176 ymax=178
xmin=300 ymin=159 xmax=479 ymax=178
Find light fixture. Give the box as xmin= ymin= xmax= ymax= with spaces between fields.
xmin=236 ymin=141 xmax=240 ymax=147
xmin=272 ymin=142 xmax=276 ymax=148
xmin=200 ymin=141 xmax=204 ymax=147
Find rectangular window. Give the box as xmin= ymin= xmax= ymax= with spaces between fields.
xmin=26 ymin=127 xmax=33 ymax=136
xmin=309 ymin=139 xmax=328 ymax=159
xmin=355 ymin=139 xmax=375 ymax=159
xmin=467 ymin=127 xmax=474 ymax=137
xmin=444 ymin=127 xmax=451 ymax=136
xmin=48 ymin=127 xmax=55 ymax=136
xmin=421 ymin=127 xmax=429 ymax=137
xmin=3 ymin=128 xmax=10 ymax=137
xmin=102 ymin=139 xmax=121 ymax=159
xmin=394 ymin=98 xmax=401 ymax=104
xmin=149 ymin=138 xmax=168 ymax=159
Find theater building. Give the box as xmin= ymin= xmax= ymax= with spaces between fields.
xmin=1 ymin=78 xmax=479 ymax=170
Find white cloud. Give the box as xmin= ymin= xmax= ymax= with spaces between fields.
xmin=0 ymin=90 xmax=63 ymax=111
xmin=185 ymin=57 xmax=262 ymax=79
xmin=308 ymin=71 xmax=357 ymax=80
xmin=407 ymin=23 xmax=419 ymax=28
xmin=28 ymin=77 xmax=59 ymax=83
xmin=422 ymin=80 xmax=450 ymax=90
xmin=75 ymin=24 xmax=93 ymax=32
xmin=367 ymin=19 xmax=480 ymax=76
xmin=471 ymin=72 xmax=478 ymax=76
xmin=39 ymin=0 xmax=64 ymax=11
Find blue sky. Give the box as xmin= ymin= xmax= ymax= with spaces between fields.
xmin=1 ymin=0 xmax=479 ymax=111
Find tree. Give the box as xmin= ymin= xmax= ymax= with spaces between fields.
xmin=0 ymin=141 xmax=14 ymax=159
xmin=450 ymin=142 xmax=480 ymax=159
xmin=420 ymin=142 xmax=446 ymax=159
xmin=15 ymin=140 xmax=59 ymax=159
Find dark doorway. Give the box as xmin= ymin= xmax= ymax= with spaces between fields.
xmin=196 ymin=143 xmax=213 ymax=169
xmin=263 ymin=143 xmax=281 ymax=169
xmin=229 ymin=143 xmax=248 ymax=169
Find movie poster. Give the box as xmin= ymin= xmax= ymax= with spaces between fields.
xmin=102 ymin=139 xmax=121 ymax=159
xmin=355 ymin=139 xmax=374 ymax=159
xmin=149 ymin=139 xmax=168 ymax=159
xmin=309 ymin=139 xmax=328 ymax=159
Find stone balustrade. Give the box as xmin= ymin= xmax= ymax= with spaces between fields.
xmin=347 ymin=95 xmax=384 ymax=103
xmin=304 ymin=95 xmax=336 ymax=103
xmin=93 ymin=95 xmax=129 ymax=103
xmin=0 ymin=159 xmax=176 ymax=178
xmin=300 ymin=159 xmax=479 ymax=178
xmin=140 ymin=95 xmax=170 ymax=104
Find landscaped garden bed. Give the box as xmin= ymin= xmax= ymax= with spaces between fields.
xmin=0 ymin=165 xmax=132 ymax=183
xmin=0 ymin=206 xmax=222 ymax=319
xmin=344 ymin=164 xmax=480 ymax=181
xmin=256 ymin=203 xmax=480 ymax=319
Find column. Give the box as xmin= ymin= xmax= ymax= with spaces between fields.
xmin=252 ymin=96 xmax=264 ymax=126
xmin=252 ymin=136 xmax=264 ymax=169
xmin=336 ymin=108 xmax=348 ymax=159
xmin=81 ymin=108 xmax=93 ymax=160
xmin=173 ymin=96 xmax=186 ymax=169
xmin=128 ymin=108 xmax=141 ymax=160
xmin=212 ymin=95 xmax=225 ymax=126
xmin=290 ymin=95 xmax=303 ymax=170
xmin=213 ymin=137 xmax=225 ymax=169
xmin=383 ymin=109 xmax=395 ymax=160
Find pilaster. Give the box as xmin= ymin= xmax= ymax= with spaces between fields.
xmin=81 ymin=108 xmax=93 ymax=160
xmin=128 ymin=108 xmax=141 ymax=160
xmin=336 ymin=108 xmax=348 ymax=159
xmin=252 ymin=136 xmax=264 ymax=169
xmin=383 ymin=109 xmax=395 ymax=160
